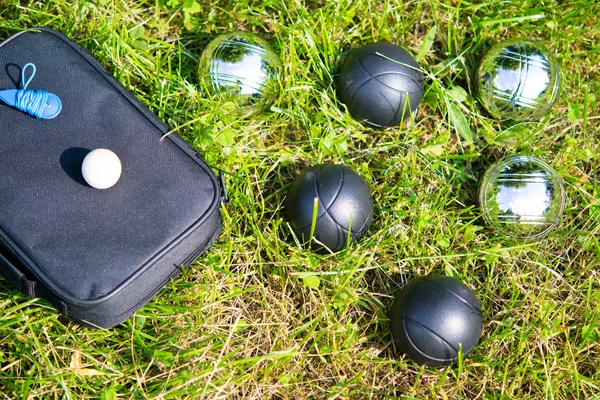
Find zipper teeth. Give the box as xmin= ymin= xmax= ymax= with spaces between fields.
xmin=93 ymin=217 xmax=222 ymax=326
xmin=180 ymin=216 xmax=222 ymax=267
xmin=180 ymin=238 xmax=210 ymax=267
xmin=93 ymin=267 xmax=183 ymax=326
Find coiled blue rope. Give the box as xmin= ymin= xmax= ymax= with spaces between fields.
xmin=0 ymin=62 xmax=62 ymax=119
xmin=16 ymin=63 xmax=51 ymax=119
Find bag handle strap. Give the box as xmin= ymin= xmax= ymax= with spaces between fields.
xmin=0 ymin=251 xmax=37 ymax=298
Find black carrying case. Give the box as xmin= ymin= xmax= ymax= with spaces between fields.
xmin=0 ymin=28 xmax=223 ymax=328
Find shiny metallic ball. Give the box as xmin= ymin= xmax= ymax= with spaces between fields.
xmin=479 ymin=155 xmax=565 ymax=240
xmin=477 ymin=40 xmax=561 ymax=120
xmin=198 ymin=32 xmax=282 ymax=108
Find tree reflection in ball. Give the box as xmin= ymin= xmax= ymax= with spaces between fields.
xmin=198 ymin=32 xmax=282 ymax=109
xmin=478 ymin=156 xmax=565 ymax=240
xmin=477 ymin=40 xmax=561 ymax=120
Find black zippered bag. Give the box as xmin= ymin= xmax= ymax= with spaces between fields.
xmin=0 ymin=27 xmax=223 ymax=328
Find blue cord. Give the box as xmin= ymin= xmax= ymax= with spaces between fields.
xmin=15 ymin=63 xmax=51 ymax=119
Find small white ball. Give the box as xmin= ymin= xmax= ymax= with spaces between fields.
xmin=81 ymin=149 xmax=122 ymax=189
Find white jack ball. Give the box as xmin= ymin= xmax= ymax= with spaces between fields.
xmin=81 ymin=148 xmax=122 ymax=190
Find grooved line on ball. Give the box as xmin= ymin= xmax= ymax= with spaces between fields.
xmin=500 ymin=173 xmax=550 ymax=176
xmin=361 ymin=53 xmax=422 ymax=88
xmin=377 ymin=89 xmax=401 ymax=127
xmin=357 ymin=70 xmax=419 ymax=97
xmin=421 ymin=277 xmax=482 ymax=315
xmin=347 ymin=56 xmax=421 ymax=107
xmin=510 ymin=50 xmax=528 ymax=106
xmin=294 ymin=166 xmax=346 ymax=233
xmin=208 ymin=73 xmax=266 ymax=91
xmin=491 ymin=90 xmax=541 ymax=107
xmin=297 ymin=213 xmax=356 ymax=237
xmin=400 ymin=317 xmax=458 ymax=362
xmin=496 ymin=179 xmax=551 ymax=183
xmin=380 ymin=88 xmax=405 ymax=127
xmin=313 ymin=166 xmax=351 ymax=235
xmin=316 ymin=165 xmax=345 ymax=211
xmin=220 ymin=40 xmax=267 ymax=56
xmin=503 ymin=49 xmax=550 ymax=69
xmin=295 ymin=167 xmax=370 ymax=238
xmin=332 ymin=213 xmax=344 ymax=251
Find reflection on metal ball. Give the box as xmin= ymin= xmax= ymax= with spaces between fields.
xmin=198 ymin=32 xmax=282 ymax=109
xmin=479 ymin=155 xmax=565 ymax=240
xmin=477 ymin=40 xmax=561 ymax=120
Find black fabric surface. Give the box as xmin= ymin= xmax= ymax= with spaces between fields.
xmin=0 ymin=29 xmax=217 ymax=301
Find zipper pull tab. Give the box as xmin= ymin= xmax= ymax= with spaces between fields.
xmin=219 ymin=170 xmax=230 ymax=206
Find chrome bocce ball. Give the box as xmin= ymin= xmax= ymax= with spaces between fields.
xmin=477 ymin=40 xmax=561 ymax=120
xmin=198 ymin=32 xmax=282 ymax=109
xmin=478 ymin=155 xmax=565 ymax=240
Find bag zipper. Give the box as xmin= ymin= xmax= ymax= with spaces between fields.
xmin=89 ymin=216 xmax=222 ymax=327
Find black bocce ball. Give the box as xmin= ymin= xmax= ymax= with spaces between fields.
xmin=337 ymin=42 xmax=424 ymax=128
xmin=390 ymin=275 xmax=482 ymax=367
xmin=285 ymin=164 xmax=373 ymax=253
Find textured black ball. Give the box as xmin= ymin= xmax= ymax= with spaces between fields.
xmin=390 ymin=275 xmax=482 ymax=367
xmin=337 ymin=42 xmax=424 ymax=128
xmin=285 ymin=164 xmax=373 ymax=253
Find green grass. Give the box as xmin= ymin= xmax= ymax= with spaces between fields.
xmin=1 ymin=0 xmax=600 ymax=398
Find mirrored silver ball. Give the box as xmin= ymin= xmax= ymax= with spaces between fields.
xmin=198 ymin=32 xmax=282 ymax=109
xmin=477 ymin=40 xmax=561 ymax=120
xmin=479 ymin=155 xmax=565 ymax=240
